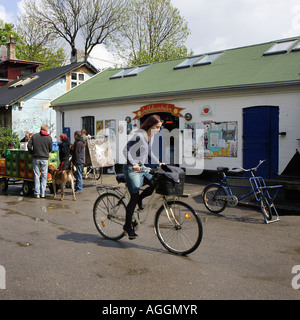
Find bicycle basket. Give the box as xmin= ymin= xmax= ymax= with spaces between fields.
xmin=154 ymin=165 xmax=185 ymax=196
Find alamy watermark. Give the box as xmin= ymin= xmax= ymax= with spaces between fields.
xmin=100 ymin=121 xmax=205 ymax=175
xmin=292 ymin=265 xmax=300 ymax=290
xmin=0 ymin=265 xmax=5 ymax=290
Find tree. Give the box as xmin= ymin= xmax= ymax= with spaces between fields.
xmin=111 ymin=0 xmax=191 ymax=65
xmin=0 ymin=126 xmax=19 ymax=157
xmin=0 ymin=19 xmax=20 ymax=47
xmin=20 ymin=0 xmax=127 ymax=60
xmin=16 ymin=15 xmax=66 ymax=70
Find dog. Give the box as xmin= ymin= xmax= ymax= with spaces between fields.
xmin=48 ymin=164 xmax=76 ymax=201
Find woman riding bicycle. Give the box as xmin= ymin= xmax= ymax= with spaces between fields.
xmin=123 ymin=114 xmax=163 ymax=239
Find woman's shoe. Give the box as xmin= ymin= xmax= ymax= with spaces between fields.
xmin=137 ymin=200 xmax=144 ymax=211
xmin=123 ymin=225 xmax=138 ymax=240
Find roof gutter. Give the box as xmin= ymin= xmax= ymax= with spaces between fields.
xmin=51 ymin=80 xmax=300 ymax=109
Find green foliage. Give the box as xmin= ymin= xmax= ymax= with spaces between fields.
xmin=129 ymin=44 xmax=194 ymax=66
xmin=0 ymin=126 xmax=20 ymax=157
xmin=16 ymin=44 xmax=65 ymax=70
xmin=0 ymin=19 xmax=21 ymax=46
xmin=112 ymin=0 xmax=192 ymax=66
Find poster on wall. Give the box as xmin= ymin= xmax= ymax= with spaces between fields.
xmin=186 ymin=121 xmax=238 ymax=158
xmin=96 ymin=120 xmax=104 ymax=135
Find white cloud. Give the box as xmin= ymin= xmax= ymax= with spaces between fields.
xmin=171 ymin=0 xmax=300 ymax=54
xmin=0 ymin=4 xmax=15 ymax=24
xmin=88 ymin=44 xmax=124 ymax=70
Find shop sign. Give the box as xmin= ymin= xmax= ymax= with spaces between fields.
xmin=133 ymin=103 xmax=184 ymax=120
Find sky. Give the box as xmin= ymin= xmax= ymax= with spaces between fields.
xmin=1 ymin=0 xmax=300 ymax=69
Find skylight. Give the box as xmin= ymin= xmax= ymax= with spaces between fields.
xmin=193 ymin=52 xmax=223 ymax=66
xmin=110 ymin=64 xmax=150 ymax=79
xmin=110 ymin=68 xmax=134 ymax=79
xmin=173 ymin=55 xmax=202 ymax=70
xmin=9 ymin=75 xmax=39 ymax=88
xmin=291 ymin=42 xmax=300 ymax=52
xmin=174 ymin=52 xmax=223 ymax=70
xmin=263 ymin=40 xmax=298 ymax=55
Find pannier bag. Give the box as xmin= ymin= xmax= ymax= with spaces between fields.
xmin=154 ymin=165 xmax=185 ymax=195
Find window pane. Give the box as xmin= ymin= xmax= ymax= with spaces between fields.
xmin=264 ymin=40 xmax=297 ymax=55
xmin=193 ymin=53 xmax=223 ymax=66
xmin=174 ymin=56 xmax=202 ymax=69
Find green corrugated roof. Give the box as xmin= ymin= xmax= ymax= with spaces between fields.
xmin=51 ymin=37 xmax=300 ymax=107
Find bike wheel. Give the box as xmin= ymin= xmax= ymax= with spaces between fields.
xmin=93 ymin=168 xmax=102 ymax=180
xmin=154 ymin=200 xmax=203 ymax=255
xmin=202 ymin=184 xmax=227 ymax=214
xmin=93 ymin=192 xmax=127 ymax=240
xmin=260 ymin=197 xmax=272 ymax=221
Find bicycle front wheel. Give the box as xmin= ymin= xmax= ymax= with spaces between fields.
xmin=260 ymin=196 xmax=272 ymax=221
xmin=202 ymin=184 xmax=227 ymax=214
xmin=93 ymin=192 xmax=127 ymax=240
xmin=154 ymin=200 xmax=203 ymax=255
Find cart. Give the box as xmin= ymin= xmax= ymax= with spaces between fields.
xmin=0 ymin=149 xmax=58 ymax=196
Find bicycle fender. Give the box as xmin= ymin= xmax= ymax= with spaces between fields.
xmin=202 ymin=183 xmax=229 ymax=195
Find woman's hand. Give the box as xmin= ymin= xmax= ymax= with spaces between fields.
xmin=133 ymin=165 xmax=141 ymax=171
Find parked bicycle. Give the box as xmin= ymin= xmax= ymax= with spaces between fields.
xmin=84 ymin=166 xmax=102 ymax=180
xmin=202 ymin=160 xmax=282 ymax=224
xmin=93 ymin=166 xmax=203 ymax=255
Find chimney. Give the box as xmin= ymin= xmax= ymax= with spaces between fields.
xmin=7 ymin=34 xmax=16 ymax=60
xmin=71 ymin=48 xmax=85 ymax=63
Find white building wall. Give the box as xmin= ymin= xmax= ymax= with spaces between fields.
xmin=55 ymin=86 xmax=300 ymax=174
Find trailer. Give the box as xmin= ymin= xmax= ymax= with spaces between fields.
xmin=0 ymin=149 xmax=59 ymax=196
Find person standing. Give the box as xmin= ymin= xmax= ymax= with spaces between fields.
xmin=58 ymin=134 xmax=71 ymax=170
xmin=72 ymin=131 xmax=85 ymax=193
xmin=27 ymin=124 xmax=52 ymax=198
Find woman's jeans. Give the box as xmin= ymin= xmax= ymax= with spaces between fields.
xmin=32 ymin=158 xmax=48 ymax=196
xmin=122 ymin=164 xmax=153 ymax=194
xmin=74 ymin=163 xmax=83 ymax=192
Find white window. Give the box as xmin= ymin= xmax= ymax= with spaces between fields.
xmin=174 ymin=52 xmax=223 ymax=70
xmin=110 ymin=65 xmax=150 ymax=79
xmin=71 ymin=72 xmax=85 ymax=88
xmin=263 ymin=40 xmax=298 ymax=55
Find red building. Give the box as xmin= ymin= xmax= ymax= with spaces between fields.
xmin=0 ymin=35 xmax=43 ymax=87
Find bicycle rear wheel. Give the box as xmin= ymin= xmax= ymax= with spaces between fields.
xmin=93 ymin=192 xmax=127 ymax=240
xmin=154 ymin=200 xmax=203 ymax=255
xmin=202 ymin=184 xmax=227 ymax=214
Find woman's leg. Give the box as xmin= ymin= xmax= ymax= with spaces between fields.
xmin=123 ymin=192 xmax=139 ymax=238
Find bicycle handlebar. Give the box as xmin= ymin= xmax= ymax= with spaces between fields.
xmin=232 ymin=160 xmax=266 ymax=172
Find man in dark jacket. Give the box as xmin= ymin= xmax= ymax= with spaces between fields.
xmin=72 ymin=131 xmax=85 ymax=193
xmin=27 ymin=124 xmax=52 ymax=198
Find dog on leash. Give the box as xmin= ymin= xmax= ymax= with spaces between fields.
xmin=48 ymin=164 xmax=76 ymax=201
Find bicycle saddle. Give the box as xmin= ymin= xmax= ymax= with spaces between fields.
xmin=116 ymin=174 xmax=126 ymax=183
xmin=217 ymin=167 xmax=229 ymax=174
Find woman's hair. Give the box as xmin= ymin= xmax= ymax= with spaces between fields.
xmin=60 ymin=134 xmax=68 ymax=141
xmin=140 ymin=114 xmax=161 ymax=131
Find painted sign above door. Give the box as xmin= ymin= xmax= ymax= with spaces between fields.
xmin=133 ymin=103 xmax=185 ymax=120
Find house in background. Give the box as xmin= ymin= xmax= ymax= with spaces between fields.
xmin=0 ymin=35 xmax=43 ymax=87
xmin=51 ymin=36 xmax=300 ymax=179
xmin=0 ymin=59 xmax=98 ymax=140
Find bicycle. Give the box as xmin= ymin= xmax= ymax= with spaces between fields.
xmin=202 ymin=160 xmax=282 ymax=224
xmin=84 ymin=166 xmax=102 ymax=180
xmin=93 ymin=167 xmax=203 ymax=255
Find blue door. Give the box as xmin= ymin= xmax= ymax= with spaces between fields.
xmin=243 ymin=106 xmax=279 ymax=179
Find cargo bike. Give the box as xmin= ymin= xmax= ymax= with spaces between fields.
xmin=0 ymin=149 xmax=59 ymax=195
